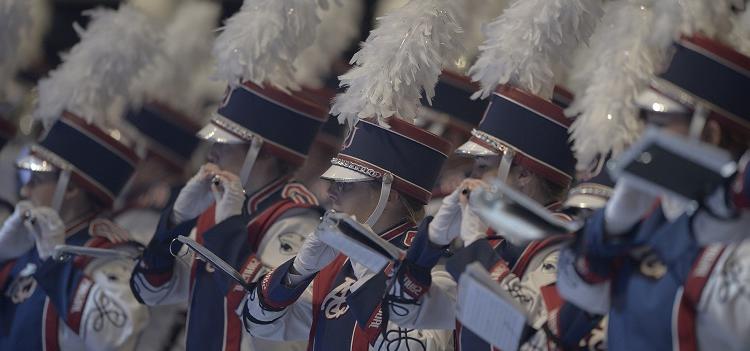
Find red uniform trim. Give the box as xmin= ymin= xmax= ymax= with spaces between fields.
xmin=43 ymin=299 xmax=61 ymax=351
xmin=511 ymin=235 xmax=569 ymax=276
xmin=190 ymin=205 xmax=217 ymax=291
xmin=248 ymin=177 xmax=290 ymax=213
xmin=494 ymin=85 xmax=570 ymax=127
xmin=676 ymin=244 xmax=726 ymax=351
xmin=681 ymin=35 xmax=750 ymax=74
xmin=66 ymin=277 xmax=94 ymax=332
xmin=0 ymin=260 xmax=15 ymax=288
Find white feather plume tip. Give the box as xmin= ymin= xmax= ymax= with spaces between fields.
xmin=1 ymin=0 xmax=47 ymax=101
xmin=212 ymin=0 xmax=327 ymax=92
xmin=331 ymin=0 xmax=465 ymax=127
xmin=729 ymin=7 xmax=750 ymax=56
xmin=34 ymin=5 xmax=161 ymax=129
xmin=132 ymin=1 xmax=220 ymax=117
xmin=469 ymin=0 xmax=602 ymax=100
xmin=566 ymin=1 xmax=666 ymax=172
xmin=293 ymin=0 xmax=364 ymax=89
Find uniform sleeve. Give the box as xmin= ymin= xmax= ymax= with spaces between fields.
xmin=555 ymin=247 xmax=612 ymax=315
xmin=387 ymin=267 xmax=457 ymax=330
xmin=199 ymin=207 xmax=319 ymax=295
xmin=33 ymin=245 xmax=150 ymax=350
xmin=130 ymin=201 xmax=198 ymax=306
xmin=362 ymin=217 xmax=457 ymax=331
xmin=347 ymin=265 xmax=456 ymax=351
xmin=241 ymin=259 xmax=315 ymax=342
xmin=696 ymin=241 xmax=750 ymax=351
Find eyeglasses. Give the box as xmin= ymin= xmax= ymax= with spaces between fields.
xmin=22 ymin=171 xmax=59 ymax=188
xmin=329 ymin=180 xmax=377 ymax=193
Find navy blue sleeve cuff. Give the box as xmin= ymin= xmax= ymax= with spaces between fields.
xmin=405 ymin=216 xmax=448 ymax=270
xmin=258 ymin=259 xmax=314 ymax=311
xmin=445 ymin=239 xmax=500 ymax=281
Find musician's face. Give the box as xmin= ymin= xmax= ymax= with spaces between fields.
xmin=206 ymin=142 xmax=249 ymax=174
xmin=470 ymin=155 xmax=501 ymax=181
xmin=327 ymin=180 xmax=379 ymax=223
xmin=19 ymin=171 xmax=57 ymax=207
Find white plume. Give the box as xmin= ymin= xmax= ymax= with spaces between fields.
xmin=330 ymin=0 xmax=465 ymax=127
xmin=128 ymin=0 xmax=180 ymax=22
xmin=566 ymin=1 xmax=666 ymax=172
xmin=729 ymin=7 xmax=750 ymax=56
xmin=294 ymin=0 xmax=364 ymax=89
xmin=16 ymin=0 xmax=50 ymax=72
xmin=456 ymin=0 xmax=511 ymax=72
xmin=34 ymin=5 xmax=161 ymax=129
xmin=212 ymin=0 xmax=329 ymax=92
xmin=375 ymin=0 xmax=509 ymax=74
xmin=132 ymin=1 xmax=221 ymax=117
xmin=1 ymin=0 xmax=50 ymax=101
xmin=373 ymin=0 xmax=408 ymax=17
xmin=469 ymin=0 xmax=602 ymax=100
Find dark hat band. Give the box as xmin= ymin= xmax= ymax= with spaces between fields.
xmin=36 ymin=112 xmax=139 ymax=206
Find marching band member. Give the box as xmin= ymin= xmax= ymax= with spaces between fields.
xmin=129 ymin=82 xmax=329 ymax=351
xmin=130 ymin=1 xmax=335 ymax=350
xmin=116 ymin=2 xmax=224 ymax=350
xmin=242 ymin=117 xmax=456 ymax=351
xmin=241 ymin=0 xmax=464 ymax=349
xmin=557 ymin=35 xmax=750 ymax=351
xmin=379 ymin=85 xmax=605 ymax=351
xmin=0 ymin=5 xmax=157 ymax=349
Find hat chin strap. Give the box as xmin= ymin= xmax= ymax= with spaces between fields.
xmin=239 ymin=135 xmax=264 ymax=187
xmin=51 ymin=169 xmax=72 ymax=212
xmin=365 ymin=173 xmax=394 ymax=227
xmin=689 ymin=103 xmax=708 ymax=140
xmin=496 ymin=148 xmax=516 ymax=184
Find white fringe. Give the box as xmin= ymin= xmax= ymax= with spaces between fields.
xmin=330 ymin=0 xmax=464 ymax=127
xmin=34 ymin=5 xmax=161 ymax=129
xmin=469 ymin=0 xmax=602 ymax=100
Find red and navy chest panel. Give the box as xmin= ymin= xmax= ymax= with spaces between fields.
xmin=0 ymin=217 xmax=101 ymax=351
xmin=186 ymin=179 xmax=321 ymax=351
xmin=450 ymin=236 xmax=567 ymax=351
xmin=602 ymin=212 xmax=725 ymax=351
xmin=308 ymin=221 xmax=417 ymax=351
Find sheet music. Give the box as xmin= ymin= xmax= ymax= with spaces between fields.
xmin=318 ymin=229 xmax=390 ymax=273
xmin=457 ymin=263 xmax=528 ymax=350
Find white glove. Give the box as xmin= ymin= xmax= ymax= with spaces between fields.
xmin=292 ymin=227 xmax=340 ymax=279
xmin=0 ymin=201 xmax=35 ymax=261
xmin=172 ymin=163 xmax=220 ymax=224
xmin=213 ymin=171 xmax=245 ymax=223
xmin=461 ymin=201 xmax=489 ymax=246
xmin=604 ymin=178 xmax=658 ymax=236
xmin=428 ymin=187 xmax=463 ymax=245
xmin=25 ymin=207 xmax=65 ymax=260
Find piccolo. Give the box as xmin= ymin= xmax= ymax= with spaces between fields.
xmin=23 ymin=210 xmax=35 ymax=225
xmin=211 ymin=175 xmax=222 ymax=186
